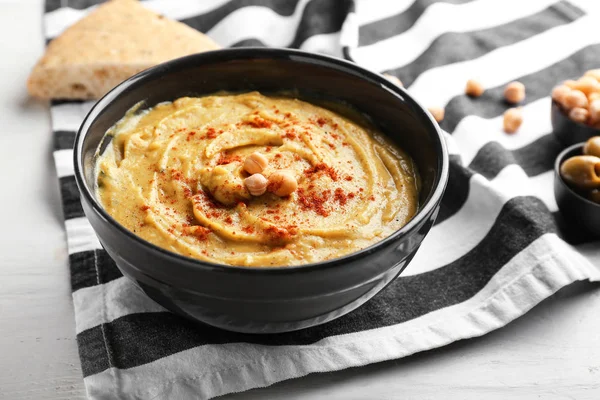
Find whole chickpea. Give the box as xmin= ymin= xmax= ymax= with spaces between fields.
xmin=465 ymin=79 xmax=485 ymax=97
xmin=590 ymin=189 xmax=600 ymax=204
xmin=504 ymin=81 xmax=525 ymax=104
xmin=584 ymin=136 xmax=600 ymax=158
xmin=503 ymin=107 xmax=523 ymax=134
xmin=243 ymin=152 xmax=268 ymax=175
xmin=574 ymin=76 xmax=600 ymax=95
xmin=267 ymin=170 xmax=298 ymax=197
xmin=589 ymin=100 xmax=600 ymax=123
xmin=588 ymin=92 xmax=600 ymax=103
xmin=551 ymin=85 xmax=571 ymax=105
xmin=562 ymin=90 xmax=588 ymax=110
xmin=244 ymin=173 xmax=268 ymax=196
xmin=568 ymin=107 xmax=589 ymax=124
xmin=584 ymin=69 xmax=600 ymax=82
xmin=428 ymin=106 xmax=445 ymax=122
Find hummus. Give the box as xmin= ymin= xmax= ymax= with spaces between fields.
xmin=96 ymin=92 xmax=419 ymax=267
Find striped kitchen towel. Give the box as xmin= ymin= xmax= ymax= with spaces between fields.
xmin=46 ymin=0 xmax=600 ymax=399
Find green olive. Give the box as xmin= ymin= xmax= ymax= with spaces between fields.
xmin=590 ymin=190 xmax=600 ymax=204
xmin=583 ymin=136 xmax=600 ymax=158
xmin=560 ymin=155 xmax=600 ymax=190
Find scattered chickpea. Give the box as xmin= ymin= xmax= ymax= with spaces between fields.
xmin=267 ymin=170 xmax=298 ymax=197
xmin=589 ymin=100 xmax=600 ymax=124
xmin=551 ymin=85 xmax=571 ymax=104
xmin=243 ymin=152 xmax=269 ymax=175
xmin=562 ymin=90 xmax=588 ymax=110
xmin=383 ymin=73 xmax=403 ymax=87
xmin=563 ymin=79 xmax=578 ymax=89
xmin=503 ymin=107 xmax=523 ymax=134
xmin=428 ymin=106 xmax=445 ymax=122
xmin=244 ymin=173 xmax=268 ymax=196
xmin=504 ymin=81 xmax=525 ymax=104
xmin=465 ymin=79 xmax=484 ymax=97
xmin=568 ymin=107 xmax=589 ymax=124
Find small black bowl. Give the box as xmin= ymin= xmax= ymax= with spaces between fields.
xmin=74 ymin=48 xmax=449 ymax=333
xmin=554 ymin=143 xmax=600 ymax=237
xmin=551 ymin=99 xmax=600 ymax=147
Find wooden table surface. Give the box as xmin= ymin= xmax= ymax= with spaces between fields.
xmin=1 ymin=0 xmax=599 ymax=399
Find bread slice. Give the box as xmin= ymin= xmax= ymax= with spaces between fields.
xmin=28 ymin=0 xmax=220 ymax=99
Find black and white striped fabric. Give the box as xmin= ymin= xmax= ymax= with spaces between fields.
xmin=47 ymin=1 xmax=600 ymax=398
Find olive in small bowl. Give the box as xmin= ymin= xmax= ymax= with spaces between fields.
xmin=554 ymin=137 xmax=600 ymax=237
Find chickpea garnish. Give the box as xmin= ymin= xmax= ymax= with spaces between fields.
xmin=244 ymin=173 xmax=268 ymax=196
xmin=503 ymin=107 xmax=523 ymax=134
xmin=573 ymin=76 xmax=599 ymax=96
xmin=465 ymin=79 xmax=484 ymax=97
xmin=584 ymin=136 xmax=600 ymax=158
xmin=243 ymin=152 xmax=268 ymax=175
xmin=267 ymin=170 xmax=298 ymax=197
xmin=568 ymin=107 xmax=589 ymax=124
xmin=383 ymin=73 xmax=403 ymax=87
xmin=563 ymin=90 xmax=588 ymax=110
xmin=584 ymin=69 xmax=600 ymax=82
xmin=428 ymin=106 xmax=444 ymax=122
xmin=590 ymin=189 xmax=600 ymax=204
xmin=552 ymin=85 xmax=571 ymax=104
xmin=504 ymin=81 xmax=525 ymax=104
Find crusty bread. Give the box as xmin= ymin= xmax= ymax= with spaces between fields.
xmin=28 ymin=0 xmax=220 ymax=99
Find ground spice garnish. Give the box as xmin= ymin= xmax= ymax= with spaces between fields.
xmin=334 ymin=188 xmax=348 ymax=206
xmin=217 ymin=152 xmax=242 ymax=165
xmin=206 ymin=127 xmax=217 ymax=139
xmin=265 ymin=146 xmax=272 ymax=152
xmin=316 ymin=117 xmax=327 ymax=127
xmin=242 ymin=226 xmax=254 ymax=234
xmin=140 ymin=205 xmax=151 ymax=211
xmin=186 ymin=131 xmax=196 ymax=141
xmin=264 ymin=225 xmax=298 ymax=242
xmin=297 ymin=188 xmax=331 ymax=217
xmin=224 ymin=216 xmax=233 ymax=224
xmin=344 ymin=176 xmax=353 ymax=181
xmin=304 ymin=163 xmax=339 ymax=181
xmin=247 ymin=116 xmax=272 ymax=129
xmin=283 ymin=129 xmax=297 ymax=140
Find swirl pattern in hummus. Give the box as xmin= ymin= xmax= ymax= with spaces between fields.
xmin=96 ymin=92 xmax=419 ymax=266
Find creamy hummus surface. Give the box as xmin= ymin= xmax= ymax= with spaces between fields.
xmin=96 ymin=92 xmax=420 ymax=267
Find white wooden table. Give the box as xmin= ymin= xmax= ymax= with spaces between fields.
xmin=1 ymin=1 xmax=599 ymax=398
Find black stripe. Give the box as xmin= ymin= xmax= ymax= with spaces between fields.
xmin=469 ymin=134 xmax=563 ymax=179
xmin=78 ymin=321 xmax=114 ymax=378
xmin=230 ymin=38 xmax=268 ymax=48
xmin=78 ymin=196 xmax=555 ymax=375
xmin=70 ymin=250 xmax=123 ymax=292
xmin=288 ymin=0 xmax=353 ymax=48
xmin=435 ymin=155 xmax=473 ymax=225
xmin=60 ymin=176 xmax=85 ymax=220
xmin=45 ymin=0 xmax=103 ymax=13
xmin=51 ymin=99 xmax=87 ymax=107
xmin=180 ymin=0 xmax=301 ymax=33
xmin=384 ymin=2 xmax=582 ymax=88
xmin=441 ymin=42 xmax=600 ymax=134
xmin=358 ymin=0 xmax=474 ymax=47
xmin=54 ymin=130 xmax=77 ymax=151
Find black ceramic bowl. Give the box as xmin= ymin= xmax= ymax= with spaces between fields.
xmin=551 ymin=99 xmax=600 ymax=147
xmin=554 ymin=143 xmax=600 ymax=237
xmin=74 ymin=48 xmax=449 ymax=333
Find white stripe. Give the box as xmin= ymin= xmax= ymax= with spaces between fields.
xmin=73 ymin=276 xmax=166 ymax=334
xmin=453 ymin=97 xmax=553 ymax=166
xmin=299 ymin=32 xmax=342 ymax=57
xmin=405 ymin=166 xmax=556 ymax=276
xmin=53 ymin=149 xmax=75 ymax=178
xmin=44 ymin=0 xmax=230 ymax=38
xmin=353 ymin=0 xmax=560 ymax=72
xmin=205 ymin=0 xmax=310 ymax=47
xmin=354 ymin=0 xmax=415 ymax=26
xmin=83 ymin=234 xmax=599 ymax=400
xmin=65 ymin=217 xmax=102 ymax=255
xmin=408 ymin=14 xmax=597 ymax=108
xmin=50 ymin=101 xmax=96 ymax=132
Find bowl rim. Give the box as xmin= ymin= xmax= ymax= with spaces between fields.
xmin=73 ymin=47 xmax=449 ymax=274
xmin=554 ymin=142 xmax=600 ymax=208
